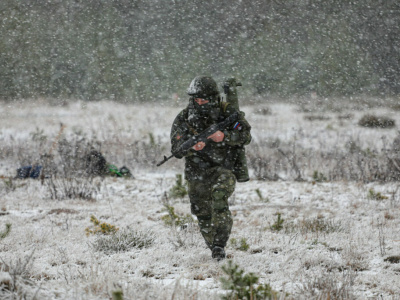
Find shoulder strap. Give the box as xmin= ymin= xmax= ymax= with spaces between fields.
xmin=182 ymin=107 xmax=199 ymax=135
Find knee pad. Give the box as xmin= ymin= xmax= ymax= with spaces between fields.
xmin=212 ymin=189 xmax=229 ymax=212
xmin=190 ymin=199 xmax=212 ymax=217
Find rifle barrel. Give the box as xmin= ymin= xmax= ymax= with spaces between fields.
xmin=156 ymin=154 xmax=174 ymax=167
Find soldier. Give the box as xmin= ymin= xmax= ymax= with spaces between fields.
xmin=170 ymin=76 xmax=252 ymax=260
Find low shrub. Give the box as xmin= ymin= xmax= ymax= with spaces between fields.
xmin=220 ymin=260 xmax=279 ymax=300
xmin=358 ymin=114 xmax=395 ymax=128
xmin=85 ymin=215 xmax=119 ymax=236
xmin=384 ymin=255 xmax=400 ymax=264
xmin=229 ymin=238 xmax=250 ymax=252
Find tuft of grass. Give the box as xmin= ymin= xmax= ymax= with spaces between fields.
xmin=92 ymin=228 xmax=154 ymax=254
xmin=304 ymin=115 xmax=330 ymax=121
xmin=0 ymin=251 xmax=46 ymax=299
xmin=161 ymin=204 xmax=194 ymax=227
xmin=0 ymin=223 xmax=12 ymax=239
xmin=298 ymin=271 xmax=355 ymax=299
xmin=85 ymin=215 xmax=119 ymax=236
xmin=112 ymin=290 xmax=124 ymax=300
xmin=270 ymin=213 xmax=284 ymax=231
xmin=255 ymin=189 xmax=269 ymax=202
xmin=1 ymin=177 xmax=16 ymax=193
xmin=384 ymin=211 xmax=394 ymax=220
xmin=285 ymin=217 xmax=344 ymax=235
xmin=169 ymin=174 xmax=187 ymax=199
xmin=220 ymin=260 xmax=279 ymax=300
xmin=312 ymin=170 xmax=327 ymax=183
xmin=46 ymin=176 xmax=97 ymax=201
xmin=302 ymin=218 xmax=343 ymax=234
xmin=229 ymin=238 xmax=250 ymax=252
xmin=30 ymin=127 xmax=47 ymax=142
xmin=141 ymin=269 xmax=155 ymax=278
xmin=148 ymin=132 xmax=156 ymax=147
xmin=367 ymin=188 xmax=388 ymax=200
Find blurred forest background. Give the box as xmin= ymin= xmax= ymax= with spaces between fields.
xmin=0 ymin=0 xmax=399 ymax=102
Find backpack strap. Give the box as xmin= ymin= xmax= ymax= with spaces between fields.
xmin=220 ymin=102 xmax=230 ymax=113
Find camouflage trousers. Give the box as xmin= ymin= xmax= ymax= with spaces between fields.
xmin=188 ymin=167 xmax=236 ymax=249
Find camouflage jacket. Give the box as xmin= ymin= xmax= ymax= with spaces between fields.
xmin=170 ymin=102 xmax=252 ymax=181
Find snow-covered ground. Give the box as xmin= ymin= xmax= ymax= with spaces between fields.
xmin=0 ymin=99 xmax=400 ymax=299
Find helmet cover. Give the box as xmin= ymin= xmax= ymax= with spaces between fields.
xmin=187 ymin=76 xmax=219 ymax=97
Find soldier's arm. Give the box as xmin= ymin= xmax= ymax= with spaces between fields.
xmin=170 ymin=110 xmax=192 ymax=158
xmin=222 ymin=107 xmax=252 ymax=147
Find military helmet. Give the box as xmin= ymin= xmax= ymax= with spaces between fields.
xmin=187 ymin=76 xmax=219 ymax=97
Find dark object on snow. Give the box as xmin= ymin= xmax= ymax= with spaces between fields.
xmin=119 ymin=166 xmax=134 ymax=178
xmin=85 ymin=150 xmax=108 ymax=175
xmin=384 ymin=255 xmax=400 ymax=264
xmin=107 ymin=165 xmax=134 ymax=178
xmin=16 ymin=165 xmax=43 ymax=179
xmin=358 ymin=114 xmax=395 ymax=128
xmin=85 ymin=150 xmax=134 ymax=178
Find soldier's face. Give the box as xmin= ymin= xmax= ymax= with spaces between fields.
xmin=194 ymin=98 xmax=209 ymax=105
xmin=193 ymin=96 xmax=218 ymax=118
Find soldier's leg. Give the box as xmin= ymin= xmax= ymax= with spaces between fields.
xmin=187 ymin=179 xmax=214 ymax=249
xmin=211 ymin=168 xmax=236 ymax=248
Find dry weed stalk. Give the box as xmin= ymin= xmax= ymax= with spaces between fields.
xmin=298 ymin=270 xmax=356 ymax=299
xmin=377 ymin=218 xmax=387 ymax=257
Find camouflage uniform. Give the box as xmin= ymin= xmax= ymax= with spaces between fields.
xmin=170 ymin=85 xmax=252 ymax=254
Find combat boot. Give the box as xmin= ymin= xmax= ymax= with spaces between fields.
xmin=212 ymin=246 xmax=226 ymax=261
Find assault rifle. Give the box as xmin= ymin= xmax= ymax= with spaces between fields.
xmin=156 ymin=111 xmax=240 ymax=167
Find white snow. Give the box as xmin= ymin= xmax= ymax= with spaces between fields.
xmin=0 ymin=99 xmax=400 ymax=299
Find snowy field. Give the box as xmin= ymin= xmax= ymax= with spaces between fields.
xmin=1 ymin=98 xmax=400 ymax=299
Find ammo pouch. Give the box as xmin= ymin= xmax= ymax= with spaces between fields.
xmin=223 ymin=146 xmax=249 ymax=183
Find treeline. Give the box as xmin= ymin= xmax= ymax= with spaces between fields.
xmin=0 ymin=0 xmax=399 ymax=101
